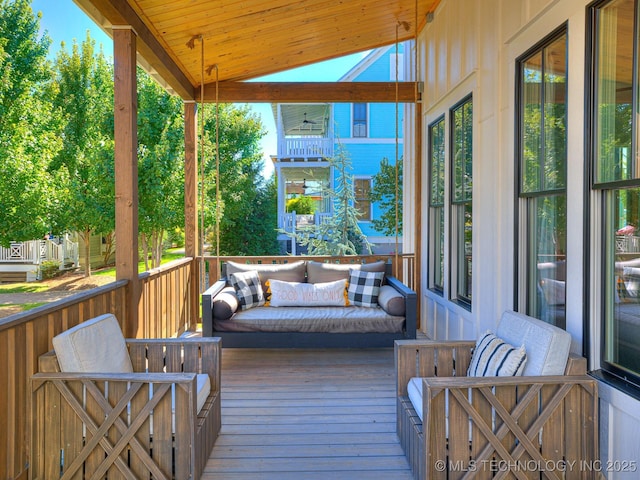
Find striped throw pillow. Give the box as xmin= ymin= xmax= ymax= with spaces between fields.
xmin=467 ymin=331 xmax=527 ymax=377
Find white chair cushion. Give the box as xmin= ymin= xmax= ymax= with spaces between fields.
xmin=407 ymin=377 xmax=424 ymax=420
xmin=52 ymin=313 xmax=133 ymax=373
xmin=196 ymin=373 xmax=211 ymax=413
xmin=496 ymin=310 xmax=571 ymax=376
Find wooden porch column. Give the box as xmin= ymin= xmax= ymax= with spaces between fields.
xmin=414 ymin=101 xmax=422 ymax=327
xmin=184 ymin=101 xmax=200 ymax=322
xmin=113 ymin=27 xmax=140 ymax=338
xmin=184 ymin=101 xmax=199 ymax=259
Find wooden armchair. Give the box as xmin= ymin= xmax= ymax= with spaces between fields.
xmin=30 ymin=314 xmax=221 ymax=480
xmin=396 ymin=312 xmax=599 ymax=480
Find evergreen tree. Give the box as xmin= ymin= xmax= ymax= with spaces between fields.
xmin=286 ymin=143 xmax=372 ymax=255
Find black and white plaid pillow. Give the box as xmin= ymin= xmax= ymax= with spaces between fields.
xmin=229 ymin=270 xmax=265 ymax=310
xmin=347 ymin=269 xmax=384 ymax=307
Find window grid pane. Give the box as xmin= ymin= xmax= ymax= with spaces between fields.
xmin=430 ymin=118 xmax=445 ymax=206
xmin=353 ymin=103 xmax=367 ymax=138
xmin=529 ymin=194 xmax=567 ymax=328
xmin=520 ymin=36 xmax=567 ymax=194
xmin=594 ymin=0 xmax=637 ymax=183
xmin=452 ymin=100 xmax=473 ymax=204
xmin=455 ymin=202 xmax=472 ymax=302
xmin=432 ymin=206 xmax=445 ymax=290
xmin=354 ymin=178 xmax=372 ymax=221
xmin=607 ymin=188 xmax=640 ymax=375
xmin=522 ymin=52 xmax=543 ymax=193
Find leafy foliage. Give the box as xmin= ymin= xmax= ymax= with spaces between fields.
xmin=369 ymin=157 xmax=402 ymax=236
xmin=49 ymin=32 xmax=115 ymax=275
xmin=286 ymin=195 xmax=315 ymax=215
xmin=286 ymin=143 xmax=372 ymax=255
xmin=0 ymin=0 xmax=59 ymax=246
xmin=137 ymin=68 xmax=185 ymax=268
xmin=0 ymin=6 xmax=278 ymax=263
xmin=203 ymin=104 xmax=279 ymax=256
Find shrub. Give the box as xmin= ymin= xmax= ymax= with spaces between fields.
xmin=286 ymin=196 xmax=315 ymax=215
xmin=40 ymin=260 xmax=62 ymax=279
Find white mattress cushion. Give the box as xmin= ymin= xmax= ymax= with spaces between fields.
xmin=214 ymin=305 xmax=405 ymax=333
xmin=52 ymin=313 xmax=133 ymax=373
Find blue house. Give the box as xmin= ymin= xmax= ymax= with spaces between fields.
xmin=272 ymin=45 xmax=404 ymax=254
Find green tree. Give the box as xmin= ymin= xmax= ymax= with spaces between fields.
xmin=50 ymin=32 xmax=114 ymax=276
xmin=286 ymin=195 xmax=315 ymax=214
xmin=286 ymin=143 xmax=372 ymax=255
xmin=369 ymin=157 xmax=403 ymax=236
xmin=203 ymin=104 xmax=279 ymax=256
xmin=0 ymin=0 xmax=60 ymax=246
xmin=137 ymin=68 xmax=184 ymax=269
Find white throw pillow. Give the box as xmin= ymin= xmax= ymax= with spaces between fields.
xmin=467 ymin=331 xmax=527 ymax=377
xmin=266 ymin=278 xmax=348 ymax=307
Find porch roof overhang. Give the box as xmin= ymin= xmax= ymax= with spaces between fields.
xmin=73 ymin=0 xmax=438 ymax=102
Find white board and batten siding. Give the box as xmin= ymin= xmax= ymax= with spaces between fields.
xmin=411 ymin=0 xmax=640 ymax=474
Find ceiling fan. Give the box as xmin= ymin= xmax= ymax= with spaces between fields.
xmin=302 ymin=113 xmax=317 ymax=125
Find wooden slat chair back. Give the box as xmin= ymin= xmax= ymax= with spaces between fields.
xmin=396 ymin=329 xmax=598 ymax=479
xmin=30 ymin=316 xmax=221 ymax=480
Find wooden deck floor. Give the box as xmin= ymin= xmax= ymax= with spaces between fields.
xmin=201 ymin=348 xmax=413 ymax=479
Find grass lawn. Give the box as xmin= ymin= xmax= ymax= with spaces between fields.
xmin=93 ymin=248 xmax=185 ymax=277
xmin=0 ymin=248 xmax=186 ymax=295
xmin=0 ymin=284 xmax=50 ymax=294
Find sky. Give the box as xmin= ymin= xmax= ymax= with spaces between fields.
xmin=31 ymin=0 xmax=369 ymax=178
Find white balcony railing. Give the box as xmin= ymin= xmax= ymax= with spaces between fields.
xmin=279 ymin=212 xmax=333 ymax=232
xmin=0 ymin=237 xmax=78 ymax=266
xmin=278 ymin=137 xmax=333 ymax=159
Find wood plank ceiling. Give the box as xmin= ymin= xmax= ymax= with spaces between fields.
xmin=73 ymin=0 xmax=440 ymax=101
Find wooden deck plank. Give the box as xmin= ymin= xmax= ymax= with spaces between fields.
xmin=202 ymin=348 xmax=412 ymax=479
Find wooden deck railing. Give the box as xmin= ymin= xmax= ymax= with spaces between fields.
xmin=138 ymin=256 xmax=198 ymax=338
xmin=0 ymin=257 xmax=197 ymax=480
xmin=0 ymin=281 xmax=128 ymax=480
xmin=202 ymin=253 xmax=416 ymax=292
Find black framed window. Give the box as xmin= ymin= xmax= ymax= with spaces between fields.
xmin=450 ymin=96 xmax=473 ymax=307
xmin=353 ymin=103 xmax=367 ymax=138
xmin=516 ymin=26 xmax=568 ymax=328
xmin=429 ymin=116 xmax=446 ymax=292
xmin=588 ymin=0 xmax=640 ymax=385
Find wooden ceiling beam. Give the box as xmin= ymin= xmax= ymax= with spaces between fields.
xmin=74 ymin=0 xmax=196 ymax=99
xmin=201 ymin=81 xmax=421 ymax=103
